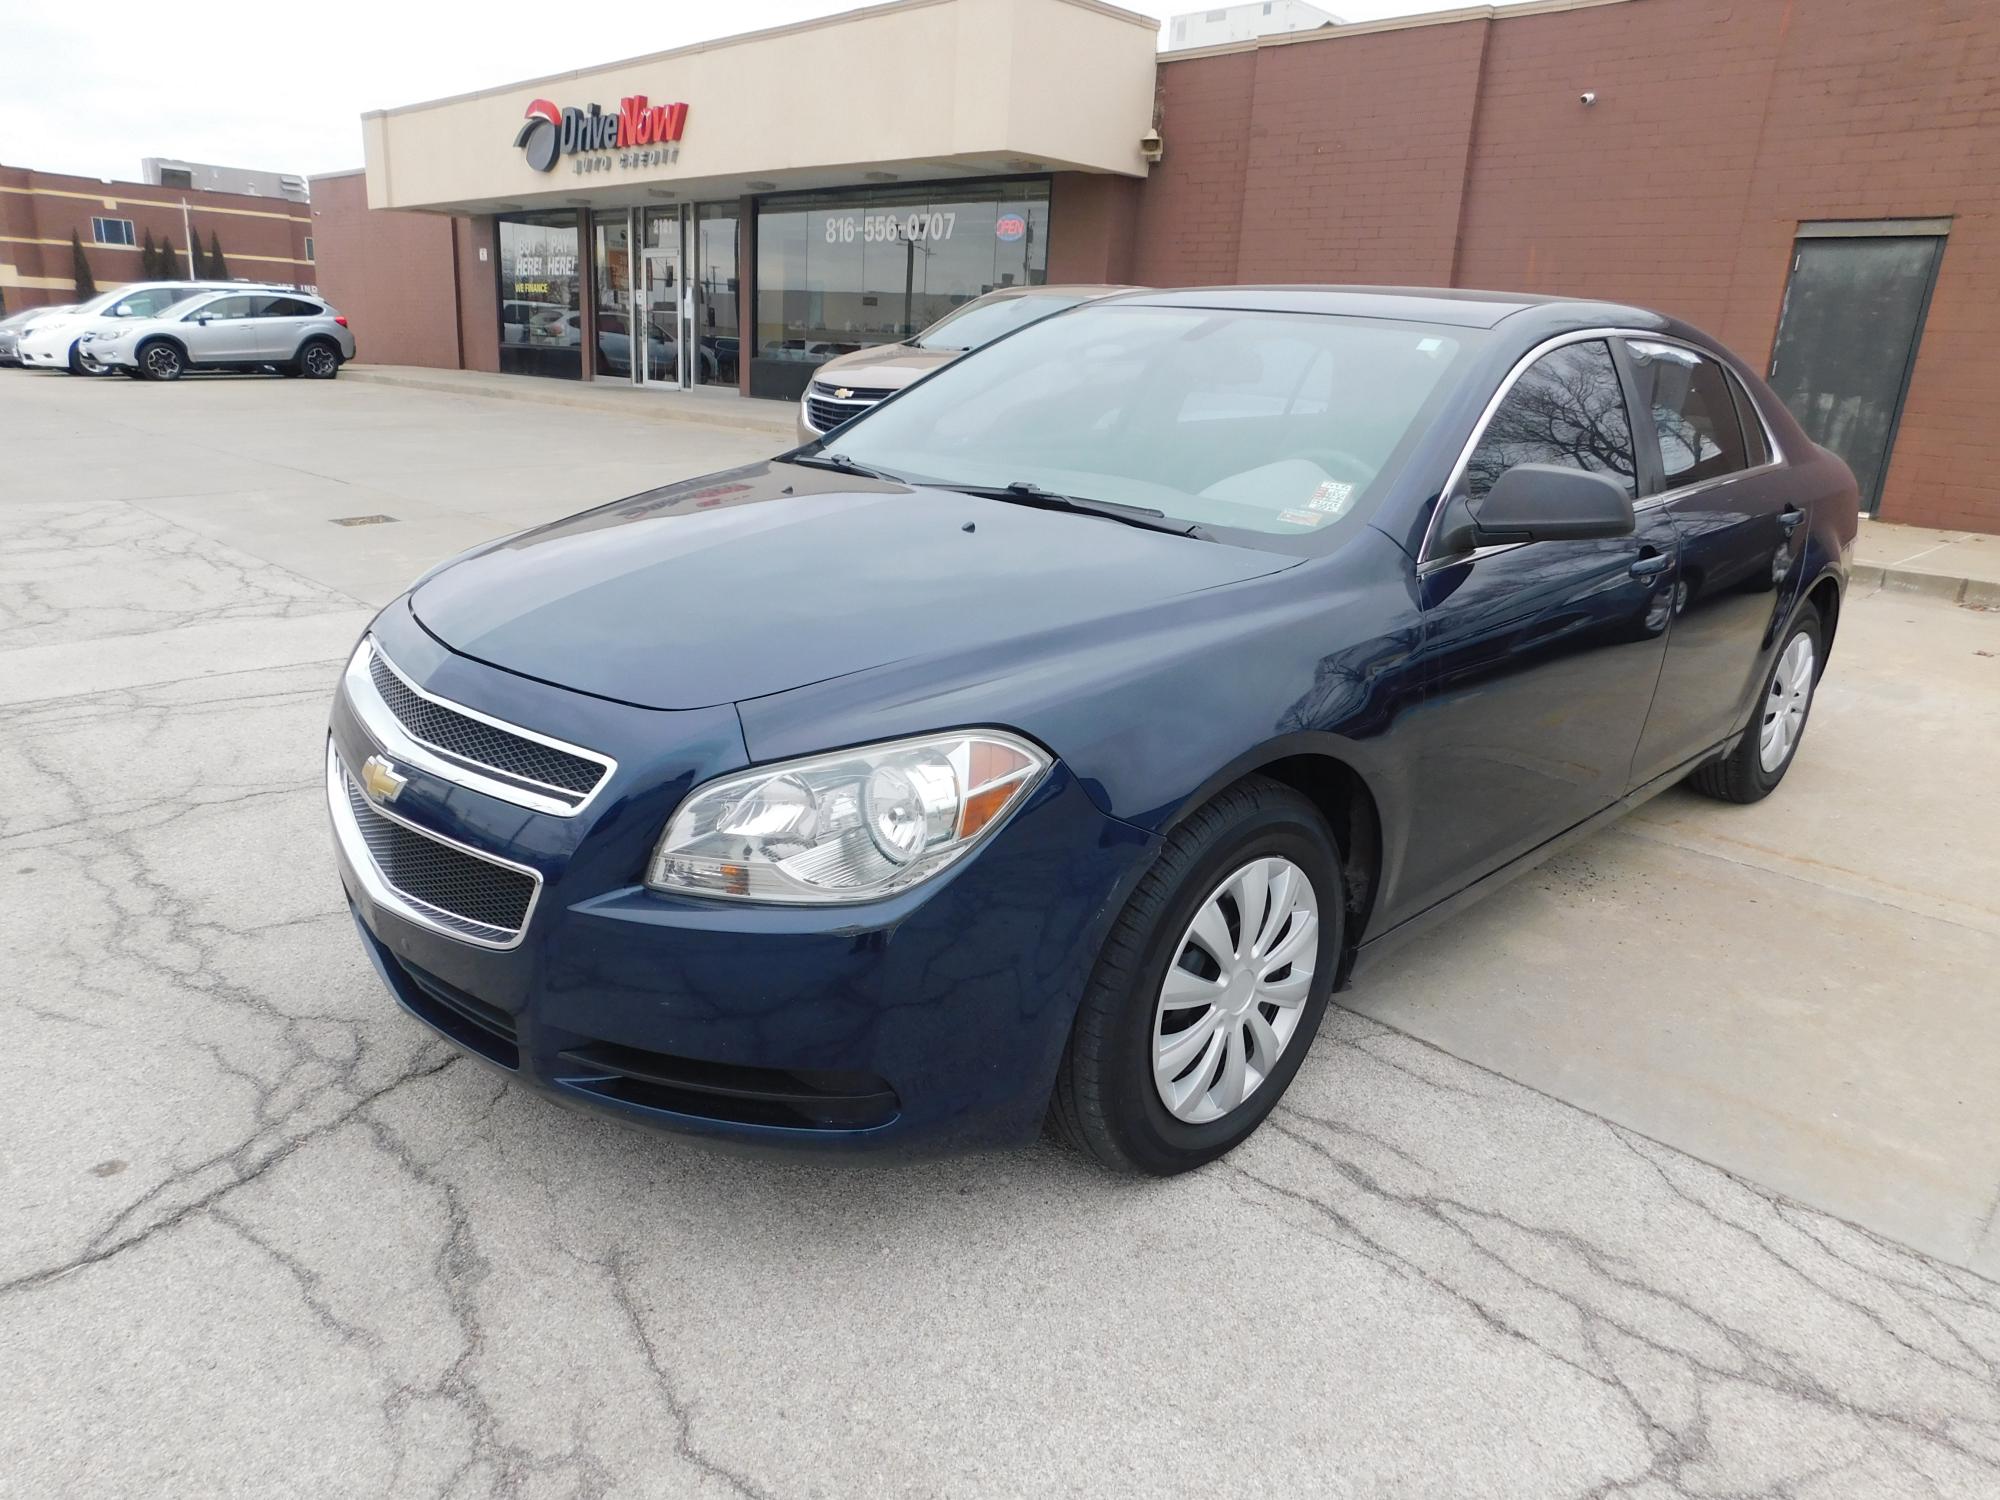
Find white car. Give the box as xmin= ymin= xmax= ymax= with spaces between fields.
xmin=16 ymin=282 xmax=284 ymax=374
xmin=0 ymin=304 xmax=74 ymax=366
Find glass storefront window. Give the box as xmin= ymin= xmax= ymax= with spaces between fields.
xmin=592 ymin=213 xmax=634 ymax=378
xmin=696 ymin=204 xmax=740 ymax=388
xmin=752 ymin=178 xmax=1049 ymax=399
xmin=497 ymin=212 xmax=582 ymax=380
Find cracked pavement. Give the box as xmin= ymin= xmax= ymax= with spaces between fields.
xmin=3 ymin=371 xmax=1998 ymax=1497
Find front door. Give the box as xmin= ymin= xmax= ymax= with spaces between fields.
xmin=1393 ymin=337 xmax=1679 ymax=925
xmin=640 ymin=207 xmax=684 ymax=388
xmin=1767 ymin=230 xmax=1945 ymax=514
xmin=182 ymin=294 xmax=261 ymax=363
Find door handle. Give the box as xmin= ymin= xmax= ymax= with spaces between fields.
xmin=1629 ymin=552 xmax=1672 ymax=580
xmin=1779 ymin=506 xmax=1806 ymax=532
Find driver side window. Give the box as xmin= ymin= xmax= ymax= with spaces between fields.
xmin=1466 ymin=340 xmax=1638 ymax=501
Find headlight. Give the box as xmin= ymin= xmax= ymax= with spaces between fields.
xmin=646 ymin=730 xmax=1050 ymax=904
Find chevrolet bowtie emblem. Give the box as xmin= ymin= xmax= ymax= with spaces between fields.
xmin=361 ymin=754 xmax=408 ymax=804
xmin=834 ymin=387 xmax=853 ymax=400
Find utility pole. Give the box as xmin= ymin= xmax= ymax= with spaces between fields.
xmin=180 ymin=199 xmax=195 ymax=278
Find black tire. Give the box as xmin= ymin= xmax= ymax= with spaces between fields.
xmin=1688 ymin=605 xmax=1824 ymax=804
xmin=298 ymin=339 xmax=341 ymax=379
xmin=138 ymin=341 xmax=184 ymax=382
xmin=1050 ymin=775 xmax=1344 ymax=1175
xmin=66 ymin=340 xmax=91 ymax=376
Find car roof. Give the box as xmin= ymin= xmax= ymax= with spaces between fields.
xmin=1106 ymin=285 xmax=1663 ymax=332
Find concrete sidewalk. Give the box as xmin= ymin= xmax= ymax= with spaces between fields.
xmin=1855 ymin=517 xmax=2000 ymax=605
xmin=342 ymin=363 xmax=797 ymax=439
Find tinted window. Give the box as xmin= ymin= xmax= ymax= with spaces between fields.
xmin=912 ymin=292 xmax=1090 ymax=352
xmin=189 ymin=296 xmax=256 ymax=321
xmin=1467 ymin=340 xmax=1637 ymax=500
xmin=1727 ymin=369 xmax=1773 ymax=468
xmin=832 ymin=305 xmax=1471 ymax=545
xmin=257 ymin=297 xmax=322 ymax=317
xmin=1626 ymin=341 xmax=1750 ymax=487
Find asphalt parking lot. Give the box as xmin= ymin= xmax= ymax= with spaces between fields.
xmin=4 ymin=368 xmax=1999 ymax=1498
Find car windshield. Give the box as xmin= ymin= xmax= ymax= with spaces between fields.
xmin=828 ymin=304 xmax=1477 ymax=546
xmin=909 ymin=292 xmax=1094 ymax=352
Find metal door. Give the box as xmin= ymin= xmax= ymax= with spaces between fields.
xmin=1767 ymin=231 xmax=1944 ymax=513
xmin=639 ymin=206 xmax=685 ymax=388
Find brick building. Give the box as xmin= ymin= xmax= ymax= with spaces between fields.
xmin=0 ymin=163 xmax=315 ymax=312
xmin=315 ymin=0 xmax=2000 ymax=532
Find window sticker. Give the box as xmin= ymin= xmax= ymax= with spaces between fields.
xmin=1306 ymin=479 xmax=1354 ymax=516
xmin=1276 ymin=508 xmax=1328 ymax=528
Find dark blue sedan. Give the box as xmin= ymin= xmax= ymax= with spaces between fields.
xmin=328 ymin=287 xmax=1857 ymax=1174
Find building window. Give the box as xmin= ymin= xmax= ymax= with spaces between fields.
xmin=159 ymin=168 xmax=193 ymax=188
xmin=92 ymin=217 xmax=136 ymax=247
xmin=496 ymin=212 xmax=583 ymax=380
xmin=752 ymin=177 xmax=1051 ymax=401
xmin=304 ymin=237 xmax=315 ymax=262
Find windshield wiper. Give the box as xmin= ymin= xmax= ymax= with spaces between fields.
xmin=936 ymin=480 xmax=1207 ymax=538
xmin=786 ymin=451 xmax=904 ymax=482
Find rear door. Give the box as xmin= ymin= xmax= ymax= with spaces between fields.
xmin=1625 ymin=340 xmax=1805 ymax=785
xmin=1395 ymin=337 xmax=1682 ymax=921
xmin=251 ymin=295 xmax=324 ymax=361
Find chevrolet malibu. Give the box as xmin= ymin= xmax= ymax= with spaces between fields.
xmin=328 ymin=287 xmax=1856 ymax=1174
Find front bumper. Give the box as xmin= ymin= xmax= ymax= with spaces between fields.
xmin=329 ymin=602 xmax=1151 ymax=1155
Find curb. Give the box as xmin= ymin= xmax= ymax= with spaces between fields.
xmin=340 ymin=367 xmax=795 ymax=439
xmin=1852 ymin=564 xmax=2000 ymax=609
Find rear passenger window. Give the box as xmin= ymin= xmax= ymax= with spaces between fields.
xmin=1625 ymin=341 xmax=1750 ymax=487
xmin=258 ymin=297 xmax=322 ymax=317
xmin=1466 ymin=339 xmax=1637 ymax=500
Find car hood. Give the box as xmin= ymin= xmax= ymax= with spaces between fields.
xmin=409 ymin=462 xmax=1298 ymax=711
xmin=810 ymin=344 xmax=959 ymax=392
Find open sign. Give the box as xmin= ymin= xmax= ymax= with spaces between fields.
xmin=995 ymin=214 xmax=1028 ymax=242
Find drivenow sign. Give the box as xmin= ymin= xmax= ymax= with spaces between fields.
xmin=514 ymin=95 xmax=691 ymax=175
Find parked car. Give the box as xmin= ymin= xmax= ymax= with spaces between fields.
xmin=796 ymin=283 xmax=1134 ymax=440
xmin=0 ymin=303 xmax=74 ymax=366
xmin=327 ymin=287 xmax=1856 ymax=1174
xmin=83 ymin=291 xmax=355 ymax=380
xmin=15 ymin=283 xmax=272 ymax=374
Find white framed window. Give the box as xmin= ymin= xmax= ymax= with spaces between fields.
xmin=92 ymin=216 xmax=136 ymax=247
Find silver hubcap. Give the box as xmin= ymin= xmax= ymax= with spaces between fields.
xmin=305 ymin=346 xmax=335 ymax=375
xmin=1153 ymin=856 xmax=1320 ymax=1124
xmin=1760 ymin=630 xmax=1816 ymax=772
xmin=146 ymin=347 xmax=177 ymax=377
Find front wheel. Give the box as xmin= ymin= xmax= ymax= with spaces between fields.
xmin=1050 ymin=776 xmax=1343 ymax=1175
xmin=1687 ymin=607 xmax=1824 ymax=804
xmin=139 ymin=342 xmax=184 ymax=381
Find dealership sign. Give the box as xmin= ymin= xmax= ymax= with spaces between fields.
xmin=515 ymin=95 xmax=690 ymax=174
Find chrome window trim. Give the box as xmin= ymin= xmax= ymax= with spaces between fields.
xmin=325 ymin=739 xmax=543 ymax=951
xmin=343 ymin=639 xmax=615 ymax=818
xmin=1418 ymin=327 xmax=1789 ymax=570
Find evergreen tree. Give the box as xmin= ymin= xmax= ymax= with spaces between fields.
xmin=207 ymin=232 xmax=229 ymax=281
xmin=141 ymin=229 xmax=160 ymax=279
xmin=70 ymin=232 xmax=97 ymax=298
xmin=158 ymin=236 xmax=183 ymax=280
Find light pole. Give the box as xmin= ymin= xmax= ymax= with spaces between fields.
xmin=180 ymin=198 xmax=195 ymax=278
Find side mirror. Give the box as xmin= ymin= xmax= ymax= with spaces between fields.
xmin=194 ymin=315 xmax=212 ymax=325
xmin=1468 ymin=463 xmax=1634 ymax=545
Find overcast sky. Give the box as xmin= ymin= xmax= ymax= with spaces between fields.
xmin=2 ymin=0 xmax=1527 ymax=183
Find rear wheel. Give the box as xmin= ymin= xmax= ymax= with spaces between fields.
xmin=1688 ymin=607 xmax=1823 ymax=804
xmin=298 ymin=339 xmax=341 ymax=379
xmin=1050 ymin=776 xmax=1343 ymax=1175
xmin=138 ymin=341 xmax=184 ymax=382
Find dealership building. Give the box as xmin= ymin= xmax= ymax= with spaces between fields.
xmin=313 ymin=0 xmax=2000 ymax=534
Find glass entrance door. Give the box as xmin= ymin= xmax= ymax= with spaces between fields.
xmin=639 ymin=206 xmax=685 ymax=388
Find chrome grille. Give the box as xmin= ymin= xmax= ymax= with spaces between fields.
xmin=340 ymin=763 xmax=537 ymax=944
xmin=804 ymin=381 xmax=895 ymax=435
xmin=357 ymin=643 xmax=612 ymax=812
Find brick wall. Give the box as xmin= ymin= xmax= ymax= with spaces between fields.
xmin=308 ymin=172 xmax=470 ymax=371
xmin=1143 ymin=0 xmax=2000 ymax=533
xmin=1 ymin=163 xmax=312 ymax=312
